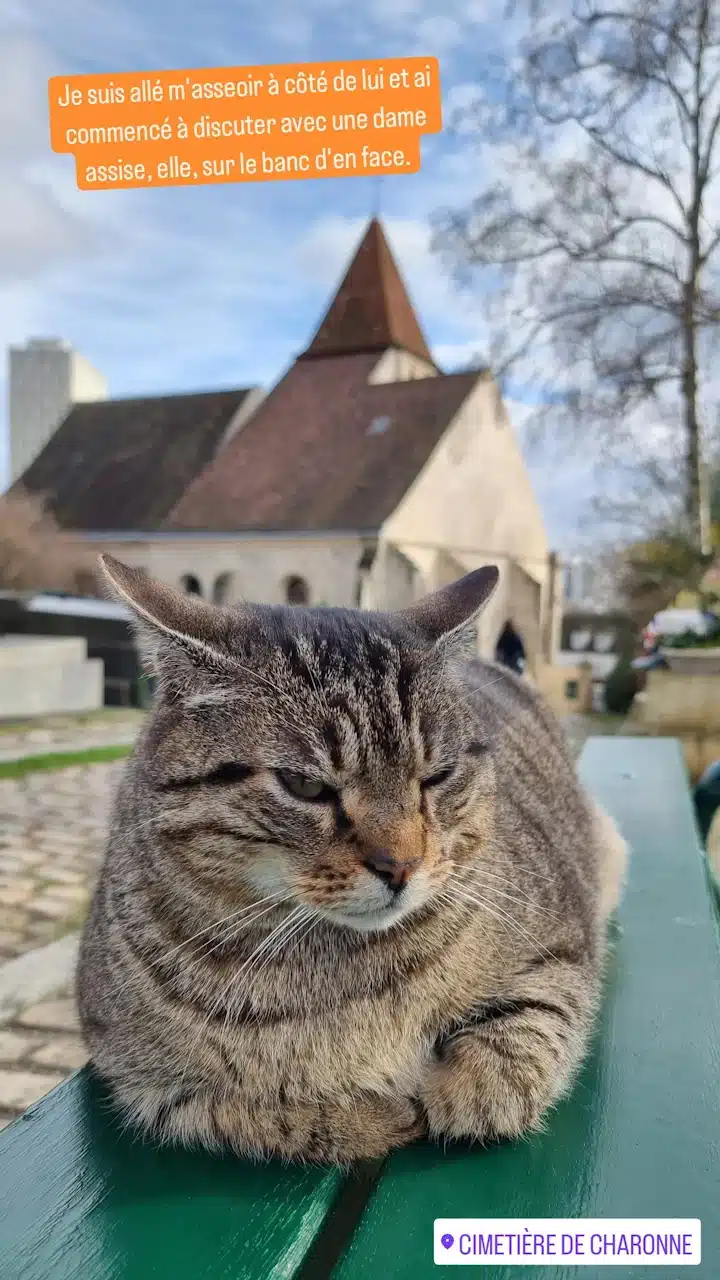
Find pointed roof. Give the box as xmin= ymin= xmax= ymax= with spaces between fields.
xmin=167 ymin=356 xmax=482 ymax=532
xmin=14 ymin=388 xmax=256 ymax=531
xmin=299 ymin=218 xmax=435 ymax=365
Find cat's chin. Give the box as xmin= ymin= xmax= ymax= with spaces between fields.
xmin=319 ymin=901 xmax=417 ymax=934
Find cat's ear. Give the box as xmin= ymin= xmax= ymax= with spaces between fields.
xmin=397 ymin=566 xmax=499 ymax=644
xmin=98 ymin=554 xmax=234 ymax=677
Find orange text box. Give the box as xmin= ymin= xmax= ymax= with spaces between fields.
xmin=48 ymin=58 xmax=442 ymax=191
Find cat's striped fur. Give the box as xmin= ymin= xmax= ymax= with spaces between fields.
xmin=77 ymin=557 xmax=627 ymax=1163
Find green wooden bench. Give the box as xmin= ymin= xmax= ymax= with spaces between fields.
xmin=1 ymin=737 xmax=718 ymax=1279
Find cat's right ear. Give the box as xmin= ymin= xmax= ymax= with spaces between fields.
xmin=396 ymin=565 xmax=499 ymax=645
xmin=98 ymin=555 xmax=234 ymax=678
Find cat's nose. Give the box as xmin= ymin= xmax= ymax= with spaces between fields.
xmin=362 ymin=850 xmax=418 ymax=892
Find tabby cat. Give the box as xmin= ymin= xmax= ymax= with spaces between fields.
xmin=77 ymin=555 xmax=627 ymax=1164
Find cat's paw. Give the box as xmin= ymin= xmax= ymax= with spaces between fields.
xmin=140 ymin=1085 xmax=424 ymax=1166
xmin=301 ymin=1093 xmax=426 ymax=1164
xmin=213 ymin=1090 xmax=426 ymax=1165
xmin=421 ymin=1034 xmax=553 ymax=1144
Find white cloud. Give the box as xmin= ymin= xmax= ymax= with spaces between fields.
xmin=442 ymin=80 xmax=483 ymax=121
xmin=433 ymin=338 xmax=485 ymax=368
xmin=0 ymin=32 xmax=108 ymax=279
xmin=410 ymin=17 xmax=464 ymax=55
xmin=0 ymin=0 xmax=600 ymax=550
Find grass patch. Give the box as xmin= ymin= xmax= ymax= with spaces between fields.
xmin=0 ymin=707 xmax=145 ymax=734
xmin=0 ymin=743 xmax=132 ymax=779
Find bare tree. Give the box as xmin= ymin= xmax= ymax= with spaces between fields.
xmin=0 ymin=489 xmax=98 ymax=594
xmin=434 ymin=0 xmax=720 ymax=553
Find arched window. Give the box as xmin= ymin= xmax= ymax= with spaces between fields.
xmin=180 ymin=573 xmax=202 ymax=596
xmin=213 ymin=572 xmax=233 ymax=605
xmin=285 ymin=575 xmax=310 ymax=605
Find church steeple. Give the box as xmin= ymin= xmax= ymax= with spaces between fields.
xmin=299 ymin=218 xmax=434 ymax=365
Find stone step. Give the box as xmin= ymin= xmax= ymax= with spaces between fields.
xmin=0 ymin=636 xmax=89 ymax=668
xmin=0 ymin=659 xmax=104 ymax=719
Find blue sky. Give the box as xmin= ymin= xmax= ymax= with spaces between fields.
xmin=0 ymin=0 xmax=594 ymax=547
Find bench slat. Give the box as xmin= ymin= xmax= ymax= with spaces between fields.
xmin=0 ymin=1066 xmax=344 ymax=1279
xmin=333 ymin=737 xmax=720 ymax=1279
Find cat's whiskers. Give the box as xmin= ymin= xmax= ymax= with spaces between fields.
xmin=435 ymin=884 xmax=518 ymax=949
xmin=434 ymin=890 xmax=494 ymax=944
xmin=193 ymin=898 xmax=294 ymax=964
xmin=177 ymin=904 xmax=308 ymax=1092
xmin=443 ymin=882 xmax=558 ymax=962
xmin=446 ymin=868 xmax=562 ymax=921
xmin=450 ymin=854 xmax=557 ymax=885
xmin=474 ymin=882 xmax=562 ymax=921
xmin=107 ymin=892 xmax=290 ymax=1007
xmin=445 ymin=857 xmax=554 ymax=910
xmin=229 ymin=907 xmax=321 ymax=1034
xmin=211 ymin=905 xmax=307 ymax=1018
xmin=238 ymin=909 xmax=319 ymax=1033
xmin=446 ymin=885 xmax=541 ymax=957
xmin=285 ymin=912 xmax=319 ymax=961
xmin=215 ymin=906 xmax=314 ymax=1060
xmin=241 ymin=906 xmax=317 ymax=990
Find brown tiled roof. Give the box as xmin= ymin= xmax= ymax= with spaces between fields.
xmin=14 ymin=389 xmax=255 ymax=532
xmin=299 ymin=218 xmax=435 ymax=365
xmin=166 ymin=355 xmax=483 ymax=532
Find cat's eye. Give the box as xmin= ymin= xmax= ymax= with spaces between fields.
xmin=206 ymin=762 xmax=252 ymax=785
xmin=277 ymin=770 xmax=336 ymax=803
xmin=421 ymin=764 xmax=456 ymax=789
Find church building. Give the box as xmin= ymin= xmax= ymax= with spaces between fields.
xmin=14 ymin=218 xmax=561 ymax=668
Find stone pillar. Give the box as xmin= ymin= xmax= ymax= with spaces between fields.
xmin=543 ymin=551 xmax=563 ymax=663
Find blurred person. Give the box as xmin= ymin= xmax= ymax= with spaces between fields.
xmin=495 ymin=619 xmax=526 ymax=674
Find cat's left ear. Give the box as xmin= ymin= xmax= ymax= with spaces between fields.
xmin=396 ymin=566 xmax=499 ymax=644
xmin=98 ymin=554 xmax=236 ymax=678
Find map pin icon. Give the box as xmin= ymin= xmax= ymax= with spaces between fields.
xmin=441 ymin=1234 xmax=454 ymax=1250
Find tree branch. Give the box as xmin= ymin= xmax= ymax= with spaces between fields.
xmin=434 ymin=0 xmax=720 ymax=547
